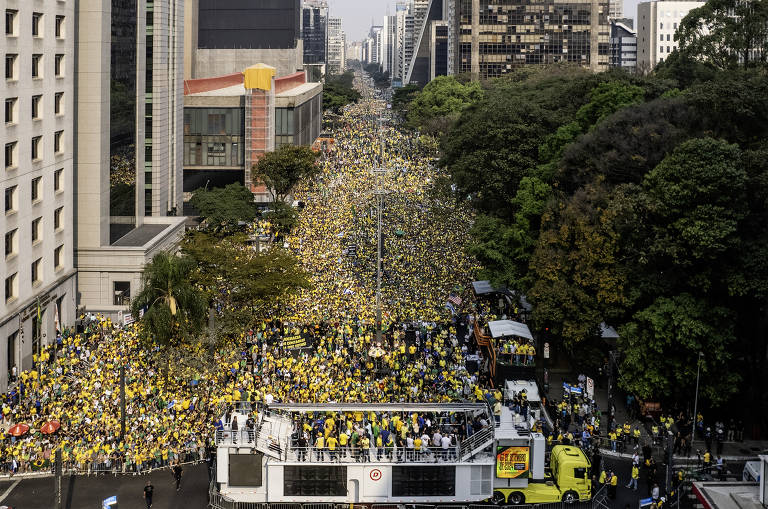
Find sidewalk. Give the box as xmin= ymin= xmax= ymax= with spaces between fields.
xmin=545 ymin=369 xmax=768 ymax=462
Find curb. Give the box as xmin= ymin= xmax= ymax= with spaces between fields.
xmin=598 ymin=448 xmax=761 ymax=462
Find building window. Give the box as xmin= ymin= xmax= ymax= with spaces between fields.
xmin=4 ymin=186 xmax=16 ymax=213
xmin=5 ymin=273 xmax=16 ymax=302
xmin=392 ymin=466 xmax=457 ymax=497
xmin=32 ymin=95 xmax=42 ymax=119
xmin=54 ymin=244 xmax=63 ymax=270
xmin=54 ymin=92 xmax=63 ymax=115
xmin=5 ymin=97 xmax=15 ymax=123
xmin=659 ymin=34 xmax=663 ymax=41
xmin=54 ymin=206 xmax=63 ymax=230
xmin=55 ymin=15 xmax=64 ymax=38
xmin=31 ymin=217 xmax=41 ymax=243
xmin=4 ymin=142 xmax=15 ymax=168
xmin=55 ymin=54 xmax=64 ymax=77
xmin=5 ymin=54 xmax=16 ymax=80
xmin=31 ymin=176 xmax=41 ymax=202
xmin=7 ymin=332 xmax=17 ymax=381
xmin=4 ymin=229 xmax=16 ymax=257
xmin=5 ymin=10 xmax=17 ymax=36
xmin=283 ymin=466 xmax=347 ymax=497
xmin=31 ymin=136 xmax=42 ymax=160
xmin=113 ymin=281 xmax=131 ymax=305
xmin=32 ymin=54 xmax=42 ymax=78
xmin=32 ymin=12 xmax=42 ymax=37
xmin=54 ymin=168 xmax=63 ymax=191
xmin=31 ymin=258 xmax=42 ymax=285
xmin=54 ymin=131 xmax=63 ymax=153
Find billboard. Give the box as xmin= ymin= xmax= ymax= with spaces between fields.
xmin=496 ymin=446 xmax=530 ymax=479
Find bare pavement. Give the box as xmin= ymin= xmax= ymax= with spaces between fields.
xmin=0 ymin=464 xmax=209 ymax=509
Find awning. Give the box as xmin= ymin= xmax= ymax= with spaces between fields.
xmin=472 ymin=280 xmax=498 ymax=295
xmin=600 ymin=323 xmax=620 ymax=339
xmin=488 ymin=320 xmax=533 ymax=341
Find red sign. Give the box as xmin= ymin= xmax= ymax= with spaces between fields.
xmin=369 ymin=469 xmax=382 ymax=481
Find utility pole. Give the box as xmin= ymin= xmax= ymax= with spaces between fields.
xmin=374 ymin=116 xmax=386 ymax=345
xmin=690 ymin=352 xmax=703 ymax=454
xmin=120 ymin=364 xmax=126 ymax=441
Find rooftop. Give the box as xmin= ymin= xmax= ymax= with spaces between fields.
xmin=111 ymin=224 xmax=171 ymax=247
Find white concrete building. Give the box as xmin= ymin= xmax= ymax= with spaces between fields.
xmin=75 ymin=0 xmax=186 ymax=317
xmin=636 ymin=0 xmax=704 ymax=71
xmin=327 ymin=17 xmax=346 ymax=74
xmin=1 ymin=0 xmax=77 ymax=389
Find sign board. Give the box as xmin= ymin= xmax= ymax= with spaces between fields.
xmin=123 ymin=313 xmax=134 ymax=326
xmin=586 ymin=377 xmax=595 ymax=399
xmin=102 ymin=496 xmax=117 ymax=509
xmin=543 ymin=342 xmax=550 ymax=359
xmin=496 ymin=446 xmax=530 ymax=479
xmin=282 ymin=334 xmax=310 ymax=350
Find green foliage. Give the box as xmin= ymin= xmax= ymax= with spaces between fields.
xmin=182 ymin=232 xmax=311 ymax=334
xmin=190 ymin=183 xmax=256 ymax=231
xmin=677 ymin=0 xmax=768 ymax=69
xmin=323 ymin=72 xmax=361 ymax=113
xmin=130 ymin=252 xmax=207 ymax=349
xmin=252 ymin=145 xmax=320 ymax=202
xmin=618 ymin=294 xmax=739 ymax=405
xmin=263 ymin=201 xmax=300 ymax=235
xmin=392 ymin=84 xmax=423 ymax=113
xmin=407 ymin=76 xmax=483 ymax=134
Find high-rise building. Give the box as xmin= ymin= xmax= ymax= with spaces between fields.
xmin=75 ymin=0 xmax=186 ymax=315
xmin=1 ymin=0 xmax=77 ymax=387
xmin=405 ymin=0 xmax=450 ymax=84
xmin=453 ymin=0 xmax=611 ymax=80
xmin=327 ymin=17 xmax=346 ymax=74
xmin=184 ymin=0 xmax=304 ymax=79
xmin=636 ymin=1 xmax=704 ymax=71
xmin=609 ymin=0 xmax=624 ymax=19
xmin=382 ymin=15 xmax=400 ymax=76
xmin=302 ymin=0 xmax=328 ymax=66
xmin=610 ymin=18 xmax=637 ymax=71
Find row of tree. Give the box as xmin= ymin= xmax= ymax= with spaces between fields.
xmin=400 ymin=4 xmax=768 ymax=430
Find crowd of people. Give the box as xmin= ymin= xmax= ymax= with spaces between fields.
xmin=0 ymin=77 xmax=501 ymax=476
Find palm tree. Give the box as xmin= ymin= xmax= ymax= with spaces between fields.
xmin=131 ymin=251 xmax=207 ymax=349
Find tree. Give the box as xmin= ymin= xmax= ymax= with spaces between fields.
xmin=323 ymin=72 xmax=361 ymax=113
xmin=131 ymin=251 xmax=207 ymax=349
xmin=392 ymin=83 xmax=422 ymax=113
xmin=618 ymin=294 xmax=739 ymax=405
xmin=182 ymin=232 xmax=311 ymax=335
xmin=677 ymin=0 xmax=768 ymax=69
xmin=252 ymin=145 xmax=320 ymax=202
xmin=190 ymin=183 xmax=256 ymax=231
xmin=407 ymin=76 xmax=483 ymax=134
xmin=264 ymin=201 xmax=300 ymax=235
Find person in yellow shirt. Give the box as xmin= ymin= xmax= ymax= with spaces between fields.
xmin=626 ymin=465 xmax=639 ymax=490
xmin=326 ymin=435 xmax=338 ymax=461
xmin=338 ymin=431 xmax=348 ymax=458
xmin=315 ymin=434 xmax=325 ymax=462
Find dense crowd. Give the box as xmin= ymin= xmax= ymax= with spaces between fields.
xmin=0 ymin=77 xmax=497 ymax=475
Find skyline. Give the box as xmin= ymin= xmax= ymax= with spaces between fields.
xmin=330 ymin=0 xmax=643 ymax=41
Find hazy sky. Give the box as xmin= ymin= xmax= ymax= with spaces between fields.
xmin=330 ymin=0 xmax=642 ymax=42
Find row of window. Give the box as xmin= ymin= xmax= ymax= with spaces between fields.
xmin=5 ymin=132 xmax=65 ymax=169
xmin=5 ymin=10 xmax=66 ymax=39
xmin=5 ymin=92 xmax=65 ymax=123
xmin=4 ymin=207 xmax=65 ymax=255
xmin=3 ymin=170 xmax=65 ymax=215
xmin=659 ymin=22 xmax=678 ymax=30
xmin=659 ymin=45 xmax=677 ymax=54
xmin=5 ymin=53 xmax=66 ymax=80
xmin=4 ymin=246 xmax=64 ymax=302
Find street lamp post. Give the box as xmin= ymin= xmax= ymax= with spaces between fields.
xmin=691 ymin=352 xmax=704 ymax=454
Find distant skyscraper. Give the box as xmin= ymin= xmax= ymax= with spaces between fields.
xmin=302 ymin=0 xmax=329 ymax=65
xmin=453 ymin=0 xmax=611 ymax=80
xmin=609 ymin=0 xmax=624 ymax=19
xmin=610 ymin=19 xmax=637 ymax=71
xmin=636 ymin=1 xmax=704 ymax=71
xmin=327 ymin=17 xmax=346 ymax=74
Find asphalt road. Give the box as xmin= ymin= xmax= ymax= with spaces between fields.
xmin=0 ymin=464 xmax=210 ymax=509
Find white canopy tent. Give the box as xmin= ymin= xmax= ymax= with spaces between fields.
xmin=487 ymin=320 xmax=534 ymax=341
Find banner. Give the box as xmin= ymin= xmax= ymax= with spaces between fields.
xmin=282 ymin=334 xmax=309 ymax=350
xmin=496 ymin=446 xmax=530 ymax=479
xmin=586 ymin=377 xmax=594 ymax=399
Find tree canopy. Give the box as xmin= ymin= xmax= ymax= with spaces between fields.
xmin=406 ymin=76 xmax=483 ymax=134
xmin=252 ymin=145 xmax=320 ymax=202
xmin=189 ymin=183 xmax=256 ymax=231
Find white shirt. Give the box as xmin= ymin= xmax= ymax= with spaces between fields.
xmin=441 ymin=436 xmax=452 ymax=449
